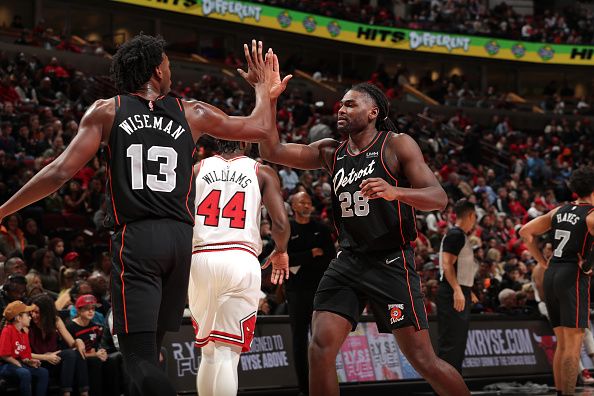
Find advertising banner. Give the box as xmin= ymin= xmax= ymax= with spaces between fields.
xmin=113 ymin=0 xmax=594 ymax=65
xmin=162 ymin=317 xmax=555 ymax=392
xmin=161 ymin=320 xmax=298 ymax=393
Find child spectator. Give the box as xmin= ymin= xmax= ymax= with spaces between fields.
xmin=67 ymin=295 xmax=121 ymax=396
xmin=0 ymin=300 xmax=49 ymax=396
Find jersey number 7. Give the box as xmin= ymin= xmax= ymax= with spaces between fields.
xmin=196 ymin=190 xmax=247 ymax=229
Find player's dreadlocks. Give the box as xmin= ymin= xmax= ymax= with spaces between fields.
xmin=110 ymin=34 xmax=167 ymax=93
xmin=351 ymin=82 xmax=397 ymax=132
xmin=217 ymin=139 xmax=242 ymax=154
xmin=569 ymin=165 xmax=594 ymax=198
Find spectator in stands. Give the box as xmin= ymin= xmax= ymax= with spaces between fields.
xmin=37 ymin=77 xmax=59 ymax=107
xmin=496 ymin=288 xmax=518 ymax=315
xmin=55 ymin=269 xmax=76 ymax=310
xmin=3 ymin=257 xmax=27 ymax=278
xmin=23 ymin=218 xmax=46 ymax=249
xmin=0 ymin=274 xmax=27 ymax=313
xmin=63 ymin=180 xmax=88 ymax=216
xmin=30 ymin=248 xmax=60 ymax=293
xmin=0 ymin=300 xmax=49 ymax=396
xmin=87 ymin=274 xmax=110 ymax=319
xmin=25 ymin=272 xmax=57 ymax=300
xmin=67 ymin=294 xmax=121 ymax=396
xmin=29 ymin=294 xmax=89 ymax=396
xmin=279 ymin=166 xmax=299 ymax=192
xmin=63 ymin=252 xmax=81 ymax=271
xmin=0 ymin=214 xmax=26 ymax=256
xmin=91 ymin=252 xmax=111 ymax=284
xmin=15 ymin=76 xmax=38 ymax=106
xmin=48 ymin=237 xmax=65 ymax=269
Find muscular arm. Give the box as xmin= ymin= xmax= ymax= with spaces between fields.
xmin=0 ymin=99 xmax=112 ymax=219
xmin=259 ymin=100 xmax=339 ymax=171
xmin=183 ymin=83 xmax=272 ymax=143
xmin=361 ymin=133 xmax=447 ymax=211
xmin=519 ymin=207 xmax=558 ymax=268
xmin=259 ymin=165 xmax=289 ymax=253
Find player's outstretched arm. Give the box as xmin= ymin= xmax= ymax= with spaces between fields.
xmin=360 ymin=133 xmax=447 ymax=211
xmin=0 ymin=99 xmax=110 ymax=221
xmin=236 ymin=50 xmax=336 ymax=171
xmin=259 ymin=164 xmax=290 ymax=284
xmin=184 ymin=40 xmax=273 ymax=143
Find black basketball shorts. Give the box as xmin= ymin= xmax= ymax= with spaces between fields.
xmin=313 ymin=247 xmax=429 ymax=333
xmin=543 ymin=263 xmax=590 ymax=329
xmin=110 ymin=218 xmax=193 ymax=334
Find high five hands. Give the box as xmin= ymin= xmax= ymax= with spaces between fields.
xmin=237 ymin=39 xmax=292 ymax=100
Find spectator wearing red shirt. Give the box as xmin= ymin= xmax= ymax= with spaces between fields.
xmin=43 ymin=57 xmax=70 ymax=79
xmin=0 ymin=300 xmax=49 ymax=396
xmin=0 ymin=75 xmax=20 ymax=106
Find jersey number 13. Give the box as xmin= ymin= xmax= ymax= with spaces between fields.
xmin=127 ymin=144 xmax=178 ymax=192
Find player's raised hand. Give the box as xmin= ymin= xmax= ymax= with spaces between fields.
xmin=237 ymin=39 xmax=269 ymax=87
xmin=360 ymin=178 xmax=399 ymax=201
xmin=269 ymin=54 xmax=292 ymax=100
xmin=262 ymin=249 xmax=289 ymax=285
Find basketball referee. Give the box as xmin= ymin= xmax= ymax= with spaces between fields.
xmin=437 ymin=199 xmax=478 ymax=373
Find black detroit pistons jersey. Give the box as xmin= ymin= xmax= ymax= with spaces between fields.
xmin=106 ymin=94 xmax=196 ymax=227
xmin=550 ymin=203 xmax=594 ymax=266
xmin=331 ymin=131 xmax=417 ymax=253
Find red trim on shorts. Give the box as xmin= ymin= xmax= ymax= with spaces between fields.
xmin=194 ymin=313 xmax=256 ymax=352
xmin=195 ymin=241 xmax=256 ymax=248
xmin=119 ymin=225 xmax=128 ymax=333
xmin=576 ymin=269 xmax=580 ymax=327
xmin=117 ymin=95 xmax=120 ymax=108
xmin=192 ymin=247 xmax=257 ymax=258
xmin=175 ymin=97 xmax=183 ymax=112
xmin=395 ymin=179 xmax=406 ymax=243
xmin=411 ymin=207 xmax=419 ymax=240
xmin=586 ymin=276 xmax=592 ymax=325
xmin=346 ymin=131 xmax=382 ymax=157
xmin=185 ymin=148 xmax=197 ymax=223
xmin=106 ymin=145 xmax=120 ymax=226
xmin=401 ymin=247 xmax=420 ymax=330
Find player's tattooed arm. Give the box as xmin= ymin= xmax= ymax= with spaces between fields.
xmin=360 ymin=132 xmax=447 ymax=211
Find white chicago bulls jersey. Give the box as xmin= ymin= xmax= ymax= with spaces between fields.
xmin=193 ymin=155 xmax=262 ymax=256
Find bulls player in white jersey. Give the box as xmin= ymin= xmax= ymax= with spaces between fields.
xmin=189 ymin=140 xmax=289 ymax=396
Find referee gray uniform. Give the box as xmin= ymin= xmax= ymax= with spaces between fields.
xmin=436 ymin=226 xmax=478 ymax=372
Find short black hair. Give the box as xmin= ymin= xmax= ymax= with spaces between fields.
xmin=350 ymin=82 xmax=396 ymax=132
xmin=217 ymin=139 xmax=241 ymax=154
xmin=569 ymin=166 xmax=594 ymax=198
xmin=454 ymin=199 xmax=475 ymax=218
xmin=110 ymin=34 xmax=167 ymax=93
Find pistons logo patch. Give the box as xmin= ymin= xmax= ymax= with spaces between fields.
xmin=388 ymin=304 xmax=404 ymax=324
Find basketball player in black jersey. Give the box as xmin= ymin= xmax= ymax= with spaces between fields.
xmin=520 ymin=166 xmax=594 ymax=396
xmin=251 ymin=54 xmax=469 ymax=394
xmin=0 ymin=35 xmax=290 ymax=396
